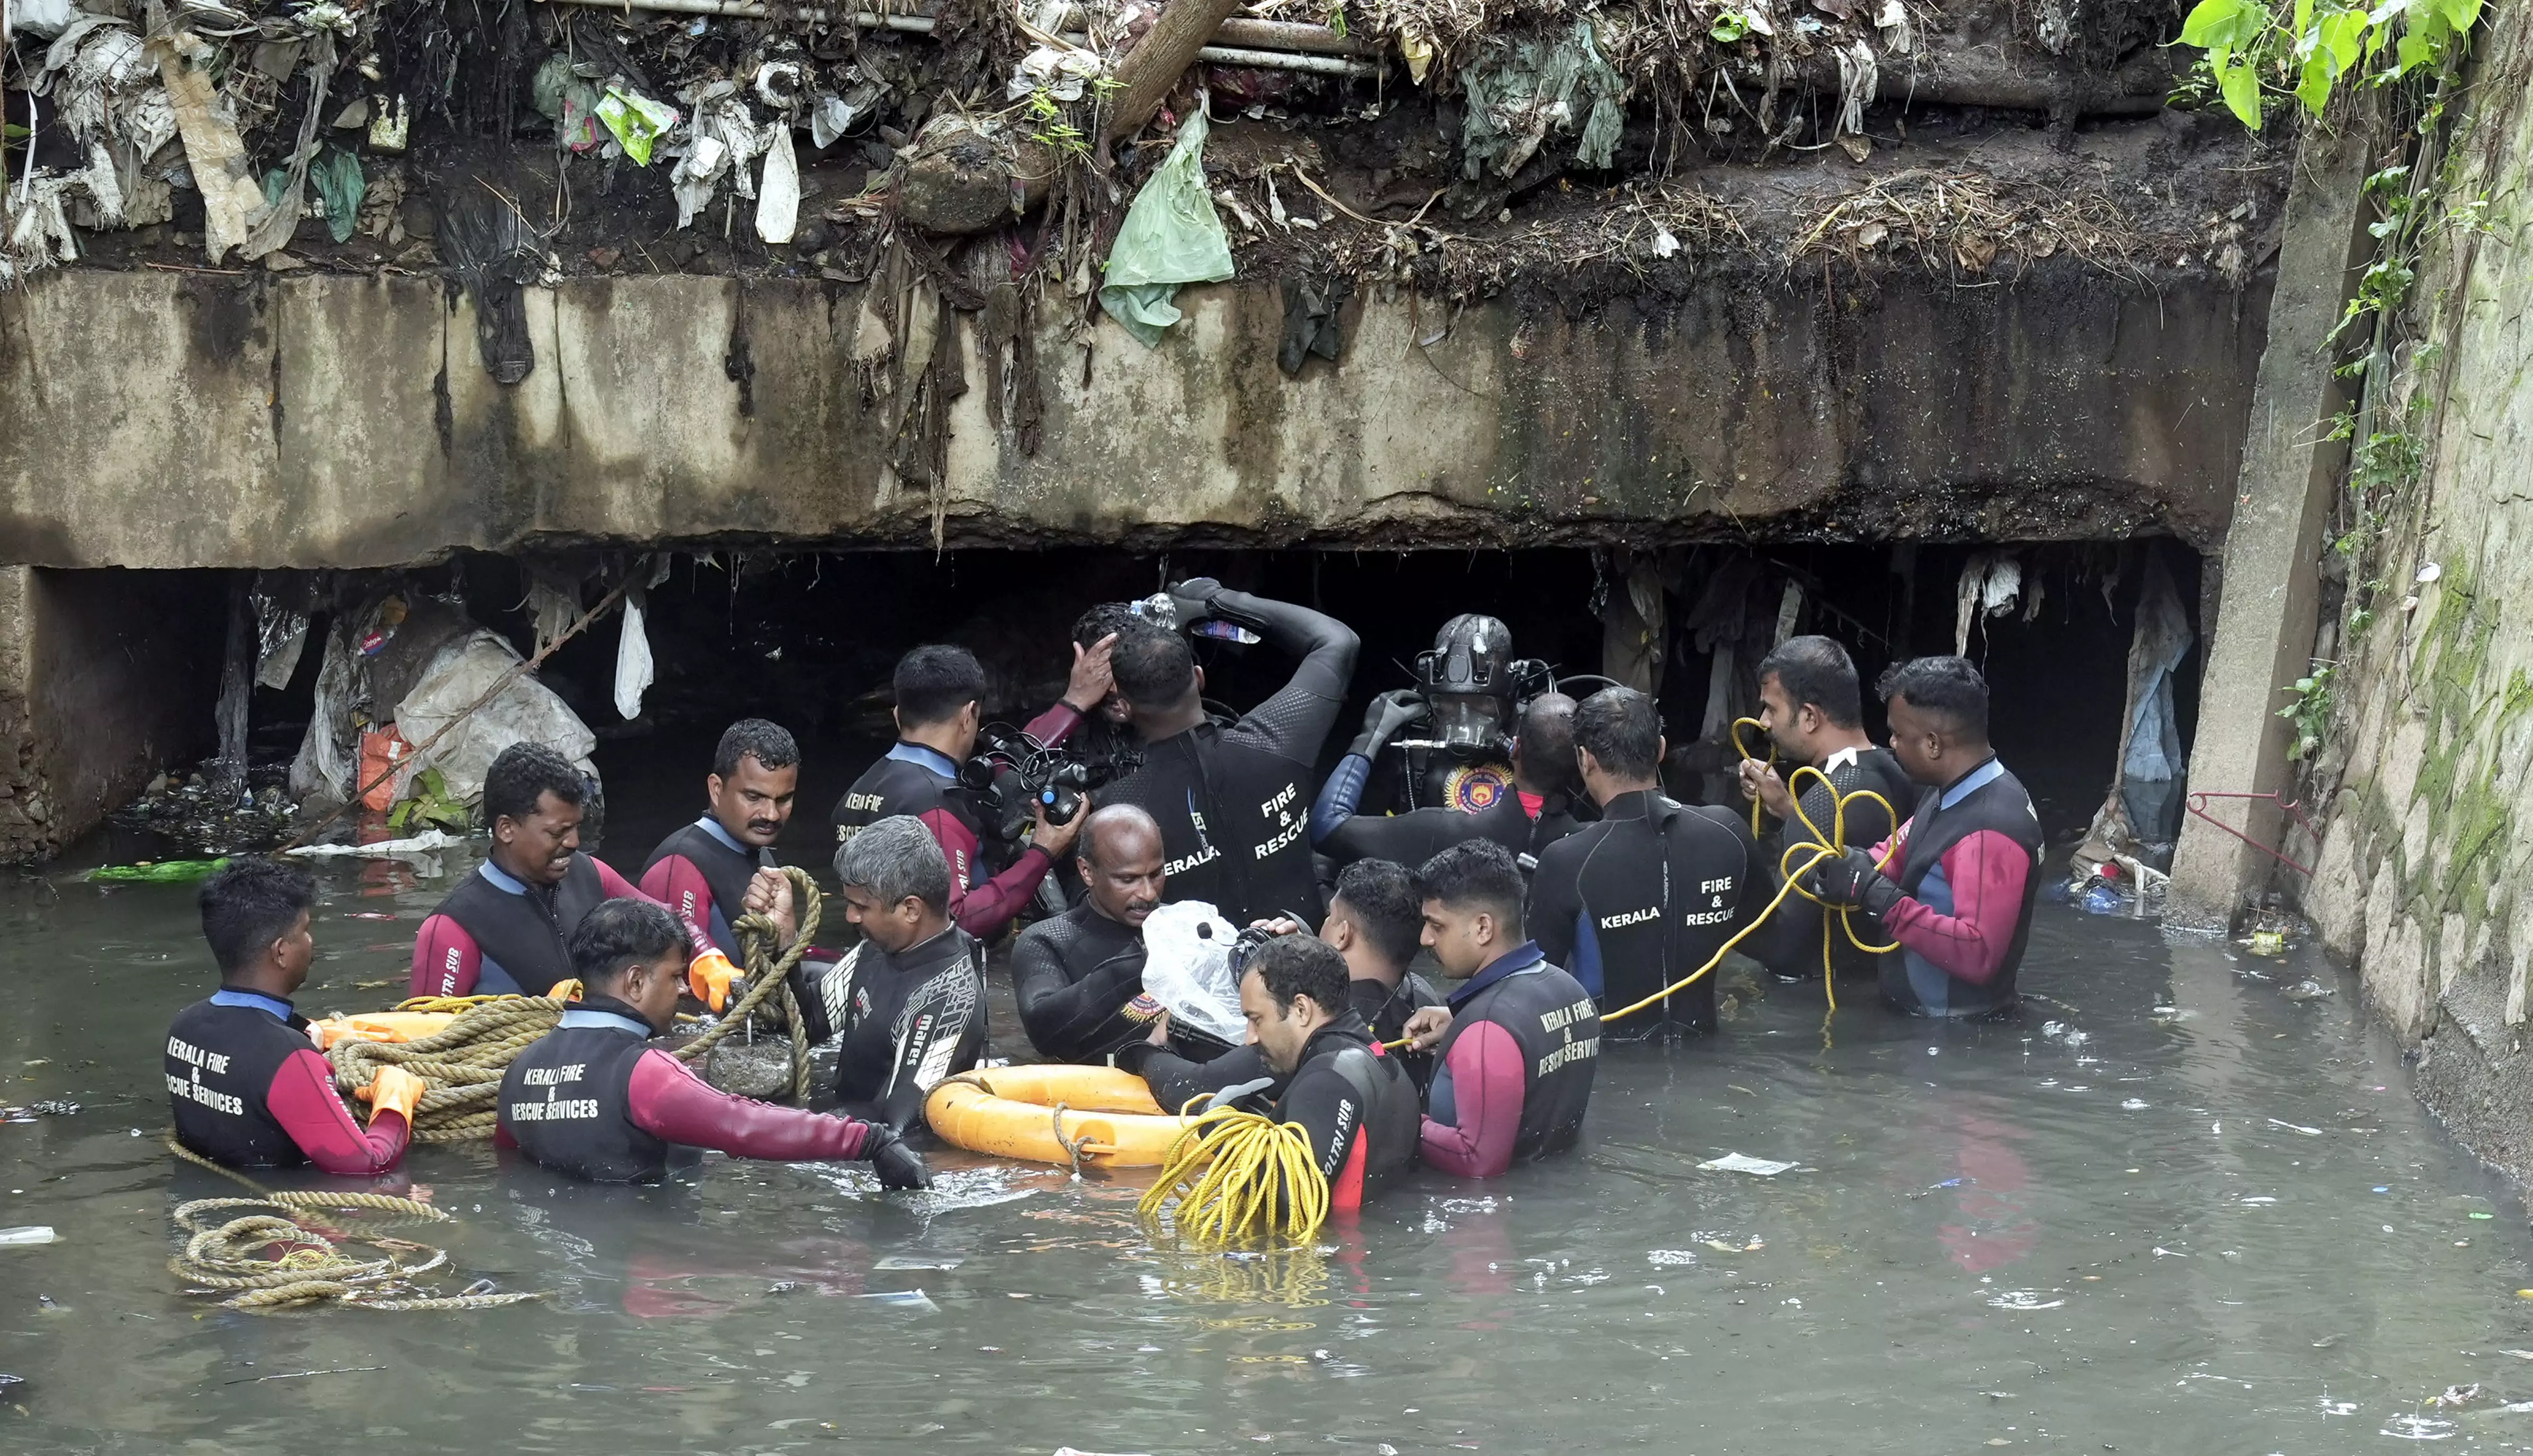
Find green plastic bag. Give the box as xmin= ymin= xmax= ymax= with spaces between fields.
xmin=1099 ymin=111 xmax=1235 ymax=348
xmin=310 ymin=148 xmax=365 ymax=243
xmin=88 ymin=858 xmax=230 ymax=883
xmin=596 ymin=87 xmax=678 ymax=167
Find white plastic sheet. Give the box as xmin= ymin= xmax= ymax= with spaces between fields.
xmin=613 ymin=595 xmax=653 ymax=721
xmin=393 ymin=630 xmax=597 ymax=804
xmin=1137 ymin=900 xmax=1245 ymax=1045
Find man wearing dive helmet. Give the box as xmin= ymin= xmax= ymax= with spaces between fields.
xmin=1384 ymin=614 xmax=1535 ymax=816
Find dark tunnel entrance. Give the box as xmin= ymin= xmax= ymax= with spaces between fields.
xmin=119 ymin=540 xmax=2203 ymax=883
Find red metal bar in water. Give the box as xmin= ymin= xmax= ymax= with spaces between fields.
xmin=2184 ymin=790 xmax=2318 ymax=877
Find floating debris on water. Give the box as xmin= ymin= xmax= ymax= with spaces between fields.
xmin=1698 ymin=1153 xmax=1802 ymax=1176
xmin=1647 ymin=1250 xmax=1699 ymax=1267
xmin=1985 ymin=1290 xmax=2065 ymax=1310
xmin=860 ymin=1290 xmax=941 ymax=1313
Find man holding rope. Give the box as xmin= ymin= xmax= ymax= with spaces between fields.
xmin=1735 ymin=637 xmax=1915 ymax=987
xmin=496 ymin=900 xmax=929 ymax=1186
xmin=167 ymin=860 xmax=422 ymax=1175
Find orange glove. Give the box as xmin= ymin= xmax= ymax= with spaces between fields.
xmin=687 ymin=949 xmax=742 ymax=1013
xmin=362 ymin=1065 xmax=426 ymax=1125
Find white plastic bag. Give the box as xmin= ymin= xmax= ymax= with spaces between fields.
xmin=1137 ymin=900 xmax=1245 ymax=1045
xmin=613 ymin=595 xmax=653 ymax=721
xmin=394 ymin=631 xmax=598 ymax=804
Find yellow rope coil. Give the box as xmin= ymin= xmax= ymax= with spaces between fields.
xmin=1730 ymin=716 xmax=1777 ymax=836
xmin=1601 ymin=763 xmax=1904 ymax=1025
xmin=1137 ymin=1105 xmax=1330 ymax=1246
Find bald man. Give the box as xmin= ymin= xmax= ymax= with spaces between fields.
xmin=1011 ymin=805 xmax=1174 ymax=1062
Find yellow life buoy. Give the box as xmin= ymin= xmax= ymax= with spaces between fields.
xmin=925 ymin=1064 xmax=1195 ymax=1169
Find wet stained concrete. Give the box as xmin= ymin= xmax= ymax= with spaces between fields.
xmin=0 ymin=264 xmax=2268 ymax=569
xmin=3 ymin=826 xmax=2531 ymax=1451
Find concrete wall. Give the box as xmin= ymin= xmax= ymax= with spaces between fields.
xmin=0 ymin=567 xmax=224 ymax=860
xmin=2288 ymin=17 xmax=2533 ymax=1182
xmin=0 ymin=265 xmax=2270 ymax=569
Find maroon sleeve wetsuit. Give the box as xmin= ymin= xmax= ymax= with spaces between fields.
xmin=411 ymin=857 xmax=660 ymax=998
xmin=622 ymin=1050 xmax=877 ymax=1158
xmin=836 ymin=701 xmax=1088 ymax=943
xmin=165 ymin=989 xmax=409 ymax=1176
xmin=1869 ymin=825 xmax=2033 ymax=984
xmin=936 ymin=701 xmax=1085 ymax=938
xmin=1415 ymin=945 xmax=1599 ymax=1180
xmin=1418 ymin=1019 xmax=1528 ymax=1178
xmin=268 ymin=1049 xmax=412 ymax=1175
xmin=496 ymin=998 xmax=882 ymax=1181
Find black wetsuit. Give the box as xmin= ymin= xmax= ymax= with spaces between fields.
xmin=788 ymin=926 xmax=988 ymax=1133
xmin=1529 ymin=789 xmax=1760 ymax=1039
xmin=1099 ymin=589 xmax=1358 ymax=929
xmin=640 ymin=817 xmax=773 ymax=959
xmin=1135 ymin=1010 xmax=1417 ymax=1212
xmin=1010 ymin=901 xmax=1163 ymax=1062
xmin=1749 ymin=746 xmax=1916 ymax=984
xmin=1121 ymin=972 xmax=1445 ymax=1110
xmin=1311 ymin=755 xmax=1585 ymax=871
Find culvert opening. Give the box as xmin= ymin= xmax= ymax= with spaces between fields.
xmin=73 ymin=540 xmax=2199 ymax=877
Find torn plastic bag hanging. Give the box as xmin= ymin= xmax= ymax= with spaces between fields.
xmin=1099 ymin=110 xmax=1235 ymax=348
xmin=438 ymin=191 xmax=547 ymax=385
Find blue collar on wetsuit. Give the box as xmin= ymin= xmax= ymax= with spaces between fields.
xmin=209 ymin=988 xmax=296 ymax=1021
xmin=478 ymin=860 xmax=530 ymax=894
xmin=695 ymin=814 xmax=749 ymax=854
xmin=1938 ymin=756 xmax=2007 ymax=810
xmin=558 ymin=996 xmax=658 ymax=1038
xmin=888 ymin=741 xmax=961 ymax=779
xmin=1449 ymin=940 xmax=1547 ymax=1010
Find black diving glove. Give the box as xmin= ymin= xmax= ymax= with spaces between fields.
xmin=1349 ymin=688 xmax=1429 ymax=758
xmin=1803 ymin=846 xmax=1903 ymax=921
xmin=1167 ymin=576 xmax=1225 ymax=631
xmin=863 ymin=1125 xmax=933 ymax=1190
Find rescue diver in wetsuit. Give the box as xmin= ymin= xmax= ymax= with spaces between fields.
xmin=496 ymin=899 xmax=930 ymax=1187
xmin=1734 ymin=637 xmax=1916 ymax=985
xmin=1528 ymin=687 xmax=1760 ymax=1038
xmin=1147 ymin=932 xmax=1418 ymax=1212
xmin=1311 ymin=692 xmax=1585 ymax=870
xmin=640 ymin=718 xmax=804 ymax=966
xmin=832 ymin=643 xmax=1107 ymax=941
xmin=414 ymin=743 xmax=746 ymax=1000
xmin=1400 ymin=840 xmax=1599 ymax=1178
xmin=1383 ymin=614 xmax=1531 ymax=814
xmin=1098 ymin=579 xmax=1359 ymax=929
xmin=785 ymin=815 xmax=990 ymax=1132
xmin=1126 ymin=858 xmax=1447 ymax=1105
xmin=166 ymin=859 xmax=422 ymax=1175
xmin=1801 ymin=655 xmax=2045 ymax=1019
xmin=1011 ymin=804 xmax=1172 ymax=1062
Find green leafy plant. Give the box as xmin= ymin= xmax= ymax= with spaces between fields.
xmin=2278 ymin=663 xmax=2337 ymax=760
xmin=2175 ymin=0 xmax=2483 ymax=130
xmin=1710 ymin=10 xmax=1753 ymax=41
xmin=388 ymin=768 xmax=470 ymax=832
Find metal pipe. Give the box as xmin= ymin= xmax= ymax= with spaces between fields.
xmin=1192 ymin=43 xmax=1379 ymax=76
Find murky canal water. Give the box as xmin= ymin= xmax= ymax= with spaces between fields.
xmin=4 ymin=826 xmax=2532 ymax=1454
